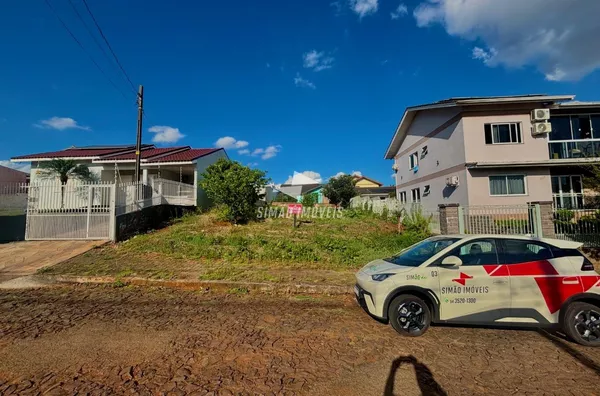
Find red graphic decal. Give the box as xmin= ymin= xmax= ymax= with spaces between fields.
xmin=508 ymin=260 xmax=558 ymax=277
xmin=580 ymin=275 xmax=600 ymax=292
xmin=534 ymin=277 xmax=583 ymax=314
xmin=490 ymin=265 xmax=509 ymax=277
xmin=452 ymin=272 xmax=473 ymax=286
xmin=483 ymin=265 xmax=498 ymax=274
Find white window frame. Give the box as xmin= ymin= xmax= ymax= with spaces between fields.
xmin=411 ymin=188 xmax=421 ymax=203
xmin=399 ymin=191 xmax=407 ymax=203
xmin=409 ymin=152 xmax=419 ymax=170
xmin=488 ymin=174 xmax=528 ymax=196
xmin=485 ymin=122 xmax=523 ymax=145
xmin=551 ymin=175 xmax=584 ymax=209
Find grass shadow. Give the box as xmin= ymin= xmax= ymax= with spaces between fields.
xmin=383 ymin=355 xmax=447 ymax=396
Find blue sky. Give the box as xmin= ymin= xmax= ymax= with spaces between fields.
xmin=1 ymin=0 xmax=600 ymax=184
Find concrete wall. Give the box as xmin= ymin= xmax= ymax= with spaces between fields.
xmin=0 ymin=166 xmax=28 ymax=183
xmin=393 ymin=109 xmax=467 ymax=211
xmin=463 ymin=112 xmax=550 ymax=163
xmin=467 ymin=168 xmax=552 ymax=206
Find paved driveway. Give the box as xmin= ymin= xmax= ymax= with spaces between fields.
xmin=0 ymin=241 xmax=104 ymax=283
xmin=0 ymin=285 xmax=598 ymax=395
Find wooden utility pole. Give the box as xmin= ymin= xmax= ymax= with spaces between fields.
xmin=134 ymin=85 xmax=144 ymax=182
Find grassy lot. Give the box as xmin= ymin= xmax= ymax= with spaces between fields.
xmin=44 ymin=210 xmax=426 ymax=285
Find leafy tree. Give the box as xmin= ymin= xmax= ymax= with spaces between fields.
xmin=38 ymin=159 xmax=96 ymax=208
xmin=583 ymin=163 xmax=600 ymax=208
xmin=301 ymin=192 xmax=318 ymax=207
xmin=200 ymin=158 xmax=268 ymax=224
xmin=323 ymin=174 xmax=357 ymax=208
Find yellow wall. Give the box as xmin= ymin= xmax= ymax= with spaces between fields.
xmin=355 ymin=179 xmax=380 ymax=188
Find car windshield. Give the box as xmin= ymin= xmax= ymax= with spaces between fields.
xmin=384 ymin=237 xmax=461 ymax=267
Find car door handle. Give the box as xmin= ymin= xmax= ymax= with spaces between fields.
xmin=562 ymin=277 xmax=579 ymax=285
xmin=493 ymin=279 xmax=507 ymax=284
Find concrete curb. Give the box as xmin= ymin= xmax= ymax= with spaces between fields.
xmin=35 ymin=275 xmax=354 ymax=295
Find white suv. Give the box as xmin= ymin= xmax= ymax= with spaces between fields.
xmin=355 ymin=235 xmax=600 ymax=346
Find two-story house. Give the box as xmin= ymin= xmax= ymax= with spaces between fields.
xmin=385 ymin=95 xmax=600 ymax=211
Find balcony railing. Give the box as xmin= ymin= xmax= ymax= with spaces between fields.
xmin=549 ymin=140 xmax=600 ymax=159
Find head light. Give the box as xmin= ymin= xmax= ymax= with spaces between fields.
xmin=371 ymin=273 xmax=394 ymax=282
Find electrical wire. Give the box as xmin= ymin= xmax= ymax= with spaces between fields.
xmin=43 ymin=0 xmax=132 ymax=102
xmin=81 ymin=0 xmax=137 ymax=94
xmin=66 ymin=0 xmax=136 ymax=95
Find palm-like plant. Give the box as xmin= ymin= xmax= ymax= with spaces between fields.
xmin=38 ymin=159 xmax=96 ymax=208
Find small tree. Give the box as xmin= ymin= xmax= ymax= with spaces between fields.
xmin=583 ymin=164 xmax=600 ymax=208
xmin=323 ymin=174 xmax=357 ymax=208
xmin=301 ymin=192 xmax=318 ymax=207
xmin=200 ymin=158 xmax=268 ymax=224
xmin=38 ymin=159 xmax=96 ymax=208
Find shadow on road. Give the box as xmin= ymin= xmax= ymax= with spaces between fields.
xmin=537 ymin=329 xmax=600 ymax=376
xmin=383 ymin=355 xmax=447 ymax=396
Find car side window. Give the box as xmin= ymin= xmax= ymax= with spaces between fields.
xmin=441 ymin=239 xmax=499 ymax=266
xmin=500 ymin=239 xmax=553 ymax=264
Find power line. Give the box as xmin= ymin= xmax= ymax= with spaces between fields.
xmin=81 ymin=0 xmax=137 ymax=94
xmin=66 ymin=0 xmax=136 ymax=95
xmin=43 ymin=0 xmax=132 ymax=102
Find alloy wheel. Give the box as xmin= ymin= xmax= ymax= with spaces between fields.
xmin=574 ymin=309 xmax=600 ymax=343
xmin=397 ymin=301 xmax=425 ymax=333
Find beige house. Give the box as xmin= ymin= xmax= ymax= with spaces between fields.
xmin=352 ymin=175 xmax=395 ymax=200
xmin=385 ymin=95 xmax=600 ymax=211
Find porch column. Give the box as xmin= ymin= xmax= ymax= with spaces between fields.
xmin=529 ymin=201 xmax=555 ymax=238
xmin=193 ymin=168 xmax=198 ymax=204
xmin=142 ymin=168 xmax=148 ymax=184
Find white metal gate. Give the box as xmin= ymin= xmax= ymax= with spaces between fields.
xmin=26 ymin=182 xmax=115 ymax=241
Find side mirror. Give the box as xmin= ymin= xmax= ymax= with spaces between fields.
xmin=440 ymin=255 xmax=462 ymax=267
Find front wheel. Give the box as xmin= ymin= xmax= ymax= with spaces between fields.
xmin=563 ymin=302 xmax=600 ymax=347
xmin=388 ymin=295 xmax=431 ymax=337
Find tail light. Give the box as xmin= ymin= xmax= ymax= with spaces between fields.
xmin=581 ymin=257 xmax=595 ymax=271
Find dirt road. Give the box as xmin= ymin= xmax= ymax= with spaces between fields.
xmin=0 ymin=285 xmax=598 ymax=395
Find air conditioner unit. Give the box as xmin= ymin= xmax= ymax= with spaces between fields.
xmin=446 ymin=176 xmax=459 ymax=187
xmin=532 ymin=122 xmax=552 ymax=135
xmin=531 ymin=108 xmax=550 ymax=122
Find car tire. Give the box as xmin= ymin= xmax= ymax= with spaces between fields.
xmin=563 ymin=301 xmax=600 ymax=347
xmin=388 ymin=294 xmax=431 ymax=337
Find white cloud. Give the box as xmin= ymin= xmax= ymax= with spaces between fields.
xmin=351 ymin=171 xmax=363 ymax=177
xmin=303 ymin=50 xmax=335 ymax=72
xmin=350 ymin=0 xmax=378 ymax=18
xmin=413 ymin=0 xmax=600 ymax=81
xmin=284 ymin=171 xmax=323 ymax=184
xmin=332 ymin=171 xmax=346 ymax=179
xmin=214 ymin=136 xmax=249 ymax=149
xmin=148 ymin=125 xmax=185 ymax=144
xmin=238 ymin=149 xmax=250 ymax=155
xmin=252 ymin=145 xmax=281 ymax=160
xmin=34 ymin=116 xmax=90 ymax=131
xmin=331 ymin=1 xmax=343 ymax=16
xmin=294 ymin=74 xmax=316 ymax=89
xmin=391 ymin=3 xmax=408 ymax=19
xmin=248 ymin=162 xmax=259 ymax=167
xmin=0 ymin=160 xmax=31 ymax=173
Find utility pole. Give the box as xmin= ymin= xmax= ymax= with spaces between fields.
xmin=134 ymin=85 xmax=144 ymax=182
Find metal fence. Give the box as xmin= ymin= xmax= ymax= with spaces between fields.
xmin=0 ymin=182 xmax=28 ymax=215
xmin=553 ymin=208 xmax=600 ymax=247
xmin=115 ymin=178 xmax=196 ymax=216
xmin=460 ymin=205 xmax=534 ymax=235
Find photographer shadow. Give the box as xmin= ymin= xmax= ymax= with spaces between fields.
xmin=383 ymin=355 xmax=447 ymax=396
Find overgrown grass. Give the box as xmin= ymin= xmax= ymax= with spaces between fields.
xmin=46 ymin=209 xmax=427 ymax=285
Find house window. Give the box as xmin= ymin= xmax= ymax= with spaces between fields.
xmin=421 ymin=146 xmax=428 ymax=158
xmin=411 ymin=188 xmax=421 ymax=203
xmin=484 ymin=123 xmax=522 ymax=144
xmin=489 ymin=175 xmax=526 ymax=196
xmin=399 ymin=191 xmax=407 ymax=203
xmin=550 ymin=115 xmax=596 ymax=141
xmin=552 ymin=175 xmax=584 ymax=209
xmin=423 ymin=185 xmax=431 ymax=196
xmin=409 ymin=152 xmax=419 ymax=170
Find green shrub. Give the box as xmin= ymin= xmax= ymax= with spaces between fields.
xmin=401 ymin=207 xmax=432 ymax=237
xmin=381 ymin=206 xmax=389 ymax=220
xmin=554 ymin=209 xmax=575 ymax=223
xmin=301 ymin=193 xmax=318 ymax=207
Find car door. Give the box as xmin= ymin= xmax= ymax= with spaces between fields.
xmin=434 ymin=238 xmax=511 ymax=323
xmin=499 ymin=239 xmax=584 ymax=324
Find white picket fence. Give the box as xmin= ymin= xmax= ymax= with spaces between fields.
xmin=19 ymin=178 xmax=196 ymax=241
xmin=350 ymin=197 xmax=441 ymax=234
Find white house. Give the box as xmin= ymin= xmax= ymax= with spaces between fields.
xmin=11 ymin=144 xmax=228 ymax=207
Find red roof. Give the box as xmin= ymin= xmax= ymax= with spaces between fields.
xmin=147 ymin=148 xmax=221 ymax=163
xmin=100 ymin=147 xmax=188 ymax=161
xmin=12 ymin=146 xmax=137 ymax=160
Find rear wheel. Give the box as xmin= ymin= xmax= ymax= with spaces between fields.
xmin=388 ymin=294 xmax=431 ymax=337
xmin=563 ymin=302 xmax=600 ymax=347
